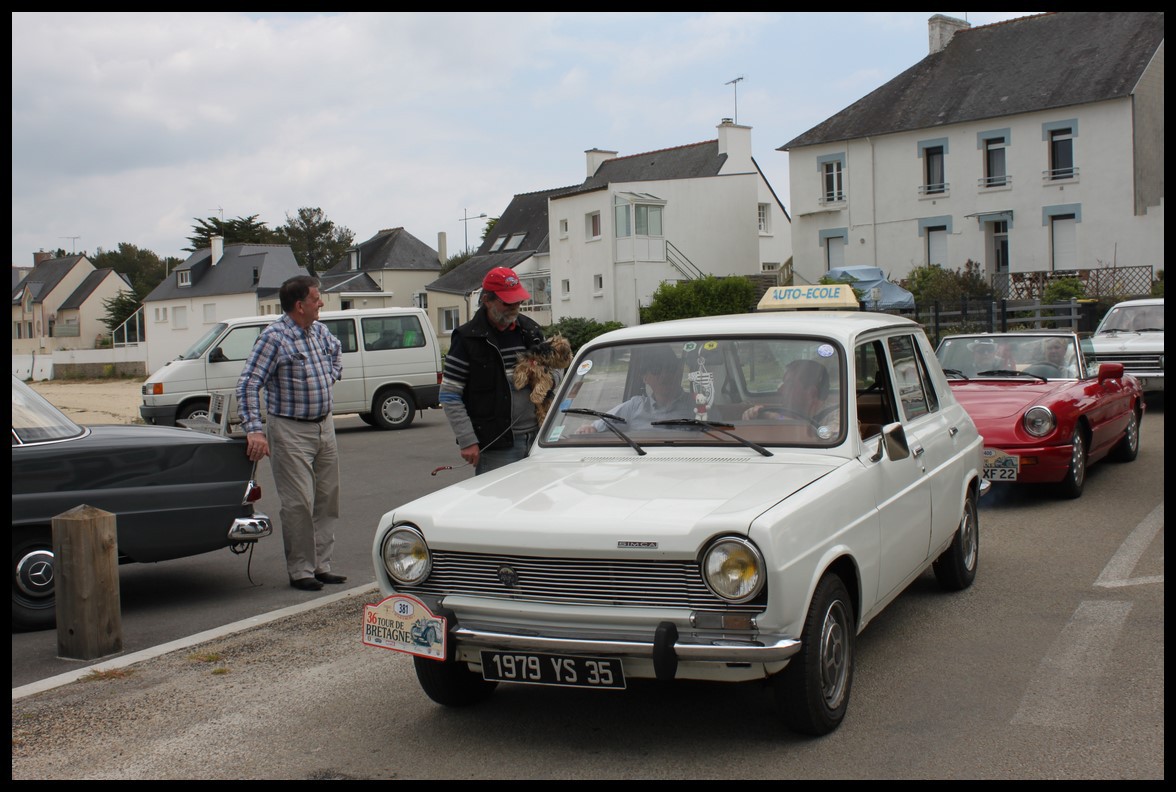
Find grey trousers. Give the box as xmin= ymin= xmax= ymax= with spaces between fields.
xmin=266 ymin=415 xmax=341 ymax=582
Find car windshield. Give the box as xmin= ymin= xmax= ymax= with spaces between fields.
xmin=936 ymin=334 xmax=1083 ymax=379
xmin=11 ymin=375 xmax=85 ymax=444
xmin=543 ymin=337 xmax=846 ymax=449
xmin=179 ymin=323 xmax=229 ymax=360
xmin=1096 ymin=304 xmax=1165 ymax=333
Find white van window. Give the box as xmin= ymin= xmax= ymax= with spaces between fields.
xmin=363 ymin=316 xmax=427 ymax=351
xmin=217 ymin=325 xmax=265 ymax=362
xmin=321 ymin=318 xmax=358 ymax=353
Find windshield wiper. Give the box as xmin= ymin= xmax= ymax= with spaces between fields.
xmin=562 ymin=408 xmax=646 ymax=455
xmin=975 ymin=369 xmax=1047 ymax=382
xmin=651 ymin=418 xmax=773 ymax=457
xmin=942 ymin=368 xmax=969 ymax=380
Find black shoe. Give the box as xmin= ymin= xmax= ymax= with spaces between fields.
xmin=315 ymin=572 xmax=347 ymax=585
xmin=290 ymin=577 xmax=324 ymax=591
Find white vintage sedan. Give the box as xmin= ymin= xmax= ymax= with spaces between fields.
xmin=366 ymin=311 xmax=985 ymax=736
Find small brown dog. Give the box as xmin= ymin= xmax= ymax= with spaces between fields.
xmin=513 ymin=334 xmax=573 ymax=425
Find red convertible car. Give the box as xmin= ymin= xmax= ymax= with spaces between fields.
xmin=935 ymin=332 xmax=1143 ymax=498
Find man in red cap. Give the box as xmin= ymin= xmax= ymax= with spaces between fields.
xmin=439 ymin=266 xmax=550 ymax=474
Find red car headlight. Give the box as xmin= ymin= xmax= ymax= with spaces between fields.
xmin=1022 ymin=406 xmax=1055 ymax=437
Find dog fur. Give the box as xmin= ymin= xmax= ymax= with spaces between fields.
xmin=513 ymin=334 xmax=573 ymax=426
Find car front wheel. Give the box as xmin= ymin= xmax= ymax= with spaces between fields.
xmin=774 ymin=574 xmax=854 ymax=736
xmin=413 ymin=656 xmax=497 ymax=707
xmin=1056 ymin=427 xmax=1087 ymax=499
xmin=933 ymin=488 xmax=979 ymax=591
xmin=12 ymin=528 xmax=56 ymax=632
xmin=1109 ymin=407 xmax=1140 ymax=463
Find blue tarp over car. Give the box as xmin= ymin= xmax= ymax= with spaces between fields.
xmin=826 ymin=266 xmax=915 ymax=310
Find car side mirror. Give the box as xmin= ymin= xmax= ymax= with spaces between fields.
xmin=881 ymin=422 xmax=911 ymax=461
xmin=1097 ymin=361 xmax=1125 ymax=382
xmin=209 ymin=347 xmax=229 ymax=363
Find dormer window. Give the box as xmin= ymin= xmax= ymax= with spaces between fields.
xmin=504 ymin=232 xmax=526 ymax=251
xmin=178 ymin=270 xmax=191 ymax=287
xmin=488 ymin=236 xmax=506 ymax=252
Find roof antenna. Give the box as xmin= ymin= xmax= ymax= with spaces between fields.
xmin=724 ymin=76 xmax=745 ymax=124
xmin=59 ymin=236 xmax=80 ymax=254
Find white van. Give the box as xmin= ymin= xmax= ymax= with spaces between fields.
xmin=140 ymin=308 xmax=442 ymax=429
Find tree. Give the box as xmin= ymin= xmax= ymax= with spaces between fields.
xmin=90 ymin=243 xmax=167 ymax=299
xmin=640 ymin=276 xmax=759 ymax=324
xmin=545 ymin=317 xmax=625 ymax=354
xmin=100 ymin=290 xmax=143 ymax=334
xmin=440 ymin=249 xmax=473 ymax=276
xmin=185 ymin=214 xmax=279 ymax=252
xmin=273 ymin=207 xmax=355 ymax=274
xmin=902 ymin=260 xmax=993 ymax=305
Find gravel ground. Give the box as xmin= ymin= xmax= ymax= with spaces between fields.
xmin=25 ymin=377 xmax=144 ymax=425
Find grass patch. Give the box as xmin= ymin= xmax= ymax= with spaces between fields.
xmin=81 ymin=668 xmax=135 ymax=682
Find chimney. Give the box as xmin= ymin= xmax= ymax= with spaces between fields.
xmin=585 ymin=147 xmax=618 ymax=178
xmin=210 ymin=234 xmax=224 ymax=266
xmin=33 ymin=250 xmax=53 ymax=265
xmin=928 ymin=14 xmax=970 ymax=54
xmin=716 ymin=118 xmax=752 ymax=168
xmin=436 ymin=232 xmax=448 ymax=266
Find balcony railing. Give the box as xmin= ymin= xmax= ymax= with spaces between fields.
xmin=977 ymin=174 xmax=1011 ymax=188
xmin=917 ymin=182 xmax=949 ymax=196
xmin=1042 ymin=166 xmax=1079 ymax=182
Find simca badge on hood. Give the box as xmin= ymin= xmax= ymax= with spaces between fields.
xmin=618 ymin=541 xmax=658 ymax=549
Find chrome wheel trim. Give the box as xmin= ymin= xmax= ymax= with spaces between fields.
xmin=820 ymin=599 xmax=851 ymax=710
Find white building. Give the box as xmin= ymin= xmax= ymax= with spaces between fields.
xmin=780 ymin=12 xmax=1165 ymax=295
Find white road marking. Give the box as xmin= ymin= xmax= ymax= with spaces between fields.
xmin=1094 ymin=502 xmax=1164 ymax=588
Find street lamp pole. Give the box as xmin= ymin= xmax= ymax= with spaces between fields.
xmin=460 ymin=209 xmax=487 ymax=253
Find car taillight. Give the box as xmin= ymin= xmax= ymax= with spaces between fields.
xmin=245 ymin=481 xmax=262 ymax=503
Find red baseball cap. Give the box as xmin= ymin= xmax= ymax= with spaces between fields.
xmin=482 ymin=267 xmax=530 ymax=303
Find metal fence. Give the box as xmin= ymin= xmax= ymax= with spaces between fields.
xmin=991 ymin=265 xmax=1153 ymax=300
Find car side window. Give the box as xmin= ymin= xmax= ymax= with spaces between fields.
xmin=886 ymin=334 xmax=938 ymax=421
xmin=217 ymin=326 xmax=264 ymax=361
xmin=321 ymin=318 xmax=358 ymax=354
xmin=855 ymin=340 xmax=898 ymax=437
xmin=362 ymin=316 xmax=425 ymax=351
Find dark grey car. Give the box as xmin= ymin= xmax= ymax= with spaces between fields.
xmin=11 ymin=375 xmax=271 ymax=631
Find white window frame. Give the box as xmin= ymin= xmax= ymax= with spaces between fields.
xmin=822 ymin=161 xmax=844 ymax=203
xmin=504 ymin=232 xmax=526 ymax=251
xmin=177 ymin=270 xmax=191 ymax=287
xmin=758 ymin=203 xmax=770 ymax=233
xmin=586 ymin=212 xmax=601 ymax=241
xmin=172 ymin=305 xmax=188 ymax=330
xmin=440 ymin=307 xmax=460 ymax=333
xmin=488 ymin=236 xmax=506 ymax=252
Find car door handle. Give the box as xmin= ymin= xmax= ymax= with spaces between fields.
xmin=948 ymin=425 xmax=959 ymax=437
xmin=912 ymin=444 xmax=925 ymax=456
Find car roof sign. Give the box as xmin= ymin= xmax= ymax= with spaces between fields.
xmin=757 ymin=283 xmax=860 ymax=311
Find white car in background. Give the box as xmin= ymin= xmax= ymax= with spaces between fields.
xmin=364 ymin=311 xmax=985 ymax=736
xmin=1089 ymin=297 xmax=1164 ymax=395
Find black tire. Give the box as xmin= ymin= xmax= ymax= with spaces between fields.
xmin=176 ymin=399 xmax=211 ymax=422
xmin=358 ymin=413 xmax=378 ymax=427
xmin=372 ymin=389 xmax=415 ymax=430
xmin=1056 ymin=426 xmax=1087 ymax=499
xmin=773 ymin=574 xmax=854 ymax=736
xmin=933 ymin=489 xmax=979 ymax=591
xmin=12 ymin=528 xmax=56 ymax=632
xmin=413 ymin=656 xmax=497 ymax=707
xmin=1109 ymin=406 xmax=1140 ymax=463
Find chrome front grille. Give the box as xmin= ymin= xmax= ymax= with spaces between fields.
xmin=399 ymin=551 xmax=744 ymax=611
xmin=1093 ymin=353 xmax=1163 ymax=373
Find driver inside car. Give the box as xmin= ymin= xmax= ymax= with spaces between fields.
xmin=742 ymin=358 xmax=830 ymax=423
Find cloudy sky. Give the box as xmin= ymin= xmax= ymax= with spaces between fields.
xmin=11 ymin=11 xmax=1041 ymax=268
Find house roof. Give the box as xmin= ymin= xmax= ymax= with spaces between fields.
xmin=428 ymin=187 xmax=577 ymax=297
xmin=559 ymin=140 xmax=726 ymax=198
xmin=59 ymin=268 xmax=131 ymax=310
xmin=781 ymin=12 xmax=1166 ymax=149
xmin=318 ymin=271 xmax=382 ymax=294
xmin=11 ymin=255 xmax=87 ymax=305
xmin=143 ymin=244 xmax=307 ymax=302
xmin=322 ymin=227 xmax=440 ymax=276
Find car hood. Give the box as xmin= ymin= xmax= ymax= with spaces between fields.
xmin=1091 ymin=331 xmax=1164 ymax=352
xmin=947 ymin=381 xmax=1062 ymax=421
xmin=389 ymin=454 xmax=844 ymax=555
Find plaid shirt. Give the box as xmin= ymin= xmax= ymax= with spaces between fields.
xmin=237 ymin=315 xmax=342 ymax=433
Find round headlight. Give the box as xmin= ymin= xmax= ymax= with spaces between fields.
xmin=702 ymin=537 xmax=765 ymax=603
xmin=1023 ymin=405 xmax=1056 ymax=437
xmin=381 ymin=525 xmax=431 ymax=585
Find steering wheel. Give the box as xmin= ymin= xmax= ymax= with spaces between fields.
xmin=1024 ymin=362 xmax=1062 ymax=378
xmin=760 ymin=405 xmax=821 ymax=430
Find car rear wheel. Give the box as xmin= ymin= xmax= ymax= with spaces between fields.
xmin=774 ymin=574 xmax=854 ymax=736
xmin=1109 ymin=407 xmax=1140 ymax=463
xmin=933 ymin=488 xmax=979 ymax=591
xmin=413 ymin=656 xmax=497 ymax=707
xmin=1056 ymin=427 xmax=1087 ymax=499
xmin=11 ymin=527 xmax=56 ymax=632
xmin=373 ymin=389 xmax=415 ymax=430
